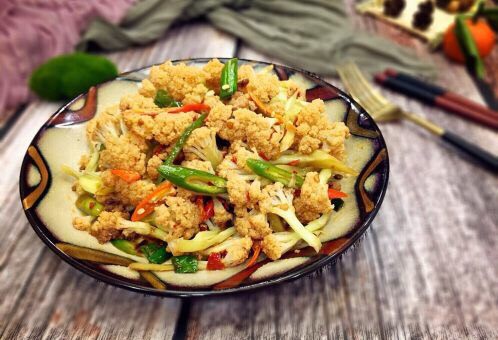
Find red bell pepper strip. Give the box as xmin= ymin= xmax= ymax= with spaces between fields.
xmin=328 ymin=188 xmax=348 ymax=199
xmin=207 ymin=252 xmax=226 ymax=270
xmin=196 ymin=197 xmax=215 ymax=221
xmin=167 ymin=103 xmax=210 ymax=114
xmin=111 ymin=169 xmax=141 ymax=183
xmin=131 ymin=181 xmax=174 ymax=221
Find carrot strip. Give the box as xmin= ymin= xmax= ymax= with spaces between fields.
xmin=111 ymin=169 xmax=141 ymax=183
xmin=167 ymin=103 xmax=210 ymax=114
xmin=246 ymin=241 xmax=261 ymax=268
xmin=131 ymin=181 xmax=173 ymax=221
xmin=248 ymin=91 xmax=272 ymax=116
xmin=328 ymin=188 xmax=348 ymax=199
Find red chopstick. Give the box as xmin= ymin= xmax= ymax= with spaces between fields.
xmin=375 ymin=69 xmax=498 ymax=130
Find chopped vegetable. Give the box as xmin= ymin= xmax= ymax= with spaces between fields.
xmin=111 ymin=169 xmax=141 ymax=183
xmin=207 ymin=252 xmax=226 ymax=270
xmin=261 ymin=212 xmax=331 ymax=260
xmin=131 ymin=181 xmax=174 ymax=221
xmin=96 ymin=213 xmax=170 ymax=242
xmin=172 ymin=255 xmax=198 ymax=273
xmin=167 ymin=103 xmax=210 ymax=114
xmin=327 ymin=188 xmax=348 ymax=199
xmin=157 ymin=164 xmax=227 ymax=195
xmin=111 ymin=239 xmax=138 ymax=255
xmin=196 ymin=197 xmax=215 ymax=221
xmin=75 ymin=194 xmax=104 ymax=217
xmin=246 ymin=241 xmax=261 ymax=268
xmin=168 ymin=227 xmax=236 ymax=254
xmin=154 ymin=89 xmax=181 ymax=108
xmin=140 ymin=243 xmax=171 ymax=264
xmin=183 ymin=127 xmax=224 ymax=168
xmin=246 ymin=158 xmax=304 ymax=188
xmin=129 ymin=261 xmax=208 ymax=272
xmin=62 ymin=165 xmax=104 ymax=195
xmin=272 ymin=150 xmax=358 ymax=176
xmin=261 ymin=183 xmax=322 ymax=252
xmin=56 ymin=243 xmax=132 ymax=266
xmin=331 ymin=198 xmax=345 ymax=211
xmin=164 ymin=114 xmax=206 ymax=164
xmin=268 ymin=213 xmax=286 ymax=232
xmin=220 ymin=58 xmax=238 ymax=100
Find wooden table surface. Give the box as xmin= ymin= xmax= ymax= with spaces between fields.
xmin=1 ymin=3 xmax=497 ymax=339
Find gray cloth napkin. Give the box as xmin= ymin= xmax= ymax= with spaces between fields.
xmin=78 ymin=0 xmax=435 ymax=77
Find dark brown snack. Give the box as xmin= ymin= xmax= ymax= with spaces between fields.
xmin=383 ymin=0 xmax=406 ymax=18
xmin=413 ymin=0 xmax=435 ymax=31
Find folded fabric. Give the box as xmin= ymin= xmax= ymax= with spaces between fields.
xmin=79 ymin=0 xmax=436 ymax=78
xmin=0 ymin=0 xmax=135 ymax=116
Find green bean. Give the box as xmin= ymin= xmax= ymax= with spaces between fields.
xmin=220 ymin=58 xmax=238 ymax=100
xmin=246 ymin=158 xmax=304 ymax=188
xmin=75 ymin=194 xmax=104 ymax=216
xmin=164 ymin=114 xmax=206 ymax=164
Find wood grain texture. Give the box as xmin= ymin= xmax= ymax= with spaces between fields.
xmin=1 ymin=8 xmax=498 ymax=340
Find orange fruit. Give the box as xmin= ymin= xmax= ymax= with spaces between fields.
xmin=443 ymin=18 xmax=496 ymax=63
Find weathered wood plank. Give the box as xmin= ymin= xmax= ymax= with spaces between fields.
xmin=0 ymin=22 xmax=237 ymax=340
xmin=185 ymin=6 xmax=498 ymax=340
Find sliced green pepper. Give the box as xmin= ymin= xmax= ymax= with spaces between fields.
xmin=246 ymin=158 xmax=304 ymax=188
xmin=154 ymin=89 xmax=181 ymax=108
xmin=157 ymin=164 xmax=227 ymax=195
xmin=220 ymin=58 xmax=238 ymax=100
xmin=111 ymin=239 xmax=138 ymax=256
xmin=164 ymin=114 xmax=206 ymax=165
xmin=75 ymin=194 xmax=104 ymax=217
xmin=172 ymin=255 xmax=198 ymax=273
xmin=140 ymin=243 xmax=171 ymax=264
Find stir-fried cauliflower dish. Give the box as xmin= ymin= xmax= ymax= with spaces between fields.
xmin=65 ymin=58 xmax=358 ymax=275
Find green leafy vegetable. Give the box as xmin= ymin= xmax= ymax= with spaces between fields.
xmin=154 ymin=89 xmax=181 ymax=108
xmin=172 ymin=255 xmax=198 ymax=273
xmin=140 ymin=243 xmax=171 ymax=264
xmin=29 ymin=53 xmax=118 ymax=101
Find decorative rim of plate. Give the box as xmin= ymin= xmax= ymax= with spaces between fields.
xmin=19 ymin=58 xmax=389 ymax=297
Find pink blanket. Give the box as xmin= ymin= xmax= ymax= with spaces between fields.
xmin=0 ymin=0 xmax=136 ymax=115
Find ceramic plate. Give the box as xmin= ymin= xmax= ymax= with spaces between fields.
xmin=20 ymin=58 xmax=389 ymax=297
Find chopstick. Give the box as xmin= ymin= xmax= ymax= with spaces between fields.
xmin=374 ymin=70 xmax=498 ymax=130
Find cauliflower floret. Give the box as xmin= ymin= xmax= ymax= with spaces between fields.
xmin=147 ymin=155 xmax=164 ymax=180
xmin=293 ymin=172 xmax=332 ymax=223
xmin=217 ymin=141 xmax=259 ymax=178
xmin=203 ymin=58 xmax=224 ymax=92
xmin=247 ymin=72 xmax=280 ymax=103
xmin=226 ymin=174 xmax=264 ymax=208
xmin=89 ymin=211 xmax=129 ymax=243
xmin=181 ymin=159 xmax=214 ymax=174
xmin=72 ymin=216 xmax=92 ymax=231
xmin=234 ymin=207 xmax=272 ymax=240
xmin=231 ymin=109 xmax=284 ymax=160
xmin=153 ymin=111 xmax=198 ymax=146
xmin=149 ymin=61 xmax=208 ymax=102
xmin=238 ymin=64 xmax=255 ymax=82
xmin=98 ymin=135 xmax=147 ymax=174
xmin=138 ymin=79 xmax=157 ymax=98
xmin=201 ymin=236 xmax=253 ymax=267
xmin=183 ymin=83 xmax=209 ymax=105
xmin=183 ymin=127 xmax=223 ymax=168
xmin=154 ymin=197 xmax=201 ymax=241
xmin=120 ymin=93 xmax=158 ymax=112
xmin=205 ymin=102 xmax=233 ymax=136
xmin=228 ymin=91 xmax=252 ymax=109
xmin=96 ymin=170 xmax=156 ymax=206
xmin=212 ymin=198 xmax=232 ymax=227
xmin=294 ymin=99 xmax=350 ymax=159
xmin=122 ymin=112 xmax=155 ymax=140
